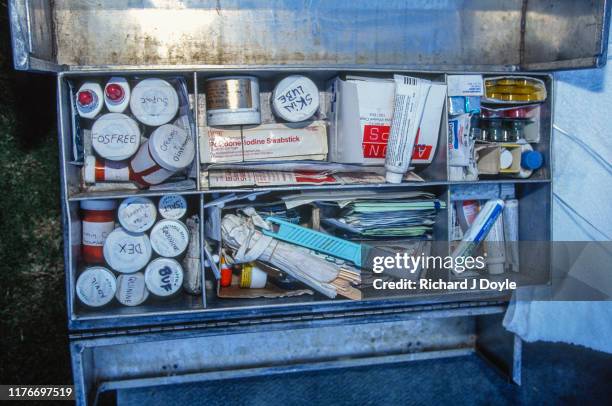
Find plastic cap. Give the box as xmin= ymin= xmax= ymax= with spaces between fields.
xmin=118 ymin=197 xmax=157 ymax=233
xmin=148 ymin=124 xmax=195 ymax=172
xmin=385 ymin=171 xmax=404 ymax=184
xmin=144 ymin=258 xmax=184 ymax=297
xmin=76 ymin=267 xmax=117 ymax=307
xmin=129 ymin=78 xmax=179 ymax=126
xmin=499 ymin=149 xmax=513 ymax=169
xmin=105 ymin=83 xmax=124 ymax=101
xmin=83 ymin=155 xmax=97 ymax=184
xmin=150 ymin=219 xmax=189 ymax=257
xmin=158 ymin=194 xmax=188 ymax=220
xmin=91 ymin=113 xmax=141 ymax=161
xmin=103 ymin=228 xmax=152 ymax=273
xmin=115 ymin=272 xmax=149 ymax=306
xmin=521 ymin=150 xmax=543 ymax=170
xmin=272 ymin=75 xmax=320 ymax=122
xmin=80 ymin=198 xmax=117 ymax=211
xmin=78 ymin=90 xmax=94 ymax=106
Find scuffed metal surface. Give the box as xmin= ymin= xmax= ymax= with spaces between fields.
xmin=52 ymin=0 xmax=523 ymax=69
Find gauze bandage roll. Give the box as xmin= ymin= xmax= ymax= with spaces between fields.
xmin=221 ymin=214 xmax=360 ymax=299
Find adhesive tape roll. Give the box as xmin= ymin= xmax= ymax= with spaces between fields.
xmin=240 ymin=264 xmax=267 ymax=289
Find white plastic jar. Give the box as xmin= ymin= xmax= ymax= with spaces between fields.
xmin=103 ymin=227 xmax=152 ymax=273
xmin=76 ymin=266 xmax=117 ymax=307
xmin=104 ymin=77 xmax=131 ymax=113
xmin=272 ymin=75 xmax=319 ymax=122
xmin=129 ymin=124 xmax=195 ymax=186
xmin=144 ymin=257 xmax=184 ymax=298
xmin=130 ymin=78 xmax=179 ymax=126
xmin=76 ymin=82 xmax=104 ymax=119
xmin=117 ymin=197 xmax=157 ymax=233
xmin=149 ymin=219 xmax=189 ymax=258
xmin=91 ymin=113 xmax=141 ymax=161
xmin=158 ymin=194 xmax=188 ymax=220
xmin=205 ymin=76 xmax=261 ymax=126
xmin=115 ymin=272 xmax=149 ymax=306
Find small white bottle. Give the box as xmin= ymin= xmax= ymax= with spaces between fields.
xmin=76 ymin=82 xmax=104 ymax=119
xmin=104 ymin=77 xmax=131 ymax=113
xmin=514 ymin=141 xmax=544 ymax=178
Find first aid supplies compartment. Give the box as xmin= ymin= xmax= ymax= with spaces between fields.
xmin=9 ymin=1 xmax=610 ymax=404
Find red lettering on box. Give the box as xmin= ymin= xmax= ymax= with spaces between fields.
xmin=362 ymin=125 xmax=390 ymax=158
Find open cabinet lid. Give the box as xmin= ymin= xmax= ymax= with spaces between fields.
xmin=9 ymin=0 xmax=611 ymax=72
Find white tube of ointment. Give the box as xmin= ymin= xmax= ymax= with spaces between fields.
xmin=384 ymin=75 xmax=431 ymax=183
xmin=451 ymin=199 xmax=505 ymax=274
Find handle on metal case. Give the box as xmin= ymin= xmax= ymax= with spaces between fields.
xmin=262 ymin=217 xmax=362 ymax=266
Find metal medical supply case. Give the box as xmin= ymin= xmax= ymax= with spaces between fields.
xmin=9 ymin=1 xmax=610 ymax=404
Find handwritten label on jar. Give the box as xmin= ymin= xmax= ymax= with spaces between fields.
xmin=103 ymin=228 xmax=152 ymax=273
xmin=115 ymin=272 xmax=148 ymax=306
xmin=130 ymin=79 xmax=179 ymax=126
xmin=158 ymin=195 xmax=188 ymax=220
xmin=76 ymin=267 xmax=117 ymax=307
xmin=92 ymin=113 xmax=141 ymax=161
xmin=82 ymin=221 xmax=114 ymax=246
xmin=149 ymin=124 xmax=195 ymax=170
xmin=118 ymin=197 xmax=157 ymax=233
xmin=272 ymin=76 xmax=319 ymax=122
xmin=150 ymin=219 xmax=189 ymax=258
xmin=145 ymin=258 xmax=183 ymax=297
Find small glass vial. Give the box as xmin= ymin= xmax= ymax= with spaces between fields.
xmin=144 ymin=258 xmax=184 ymax=298
xmin=76 ymin=266 xmax=117 ymax=307
xmin=488 ymin=119 xmax=505 ymax=142
xmin=129 ymin=124 xmax=195 ymax=186
xmin=149 ymin=219 xmax=189 ymax=258
xmin=81 ymin=199 xmax=117 ymax=264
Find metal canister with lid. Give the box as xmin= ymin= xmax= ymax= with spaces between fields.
xmin=205 ymin=76 xmax=261 ymax=126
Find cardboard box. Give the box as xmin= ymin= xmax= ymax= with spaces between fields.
xmin=476 ymin=143 xmax=521 ymax=175
xmin=201 ymin=121 xmax=328 ymax=163
xmin=327 ymin=76 xmax=446 ymax=165
xmin=476 ymin=144 xmax=501 ymax=175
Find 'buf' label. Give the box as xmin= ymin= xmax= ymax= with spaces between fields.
xmin=144 ymin=258 xmax=183 ymax=297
